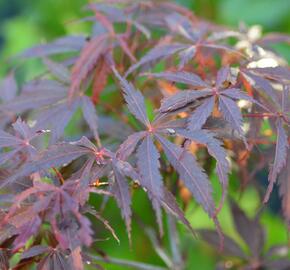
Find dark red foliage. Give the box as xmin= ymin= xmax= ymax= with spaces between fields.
xmin=0 ymin=1 xmax=289 ymax=269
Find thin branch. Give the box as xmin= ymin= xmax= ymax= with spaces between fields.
xmin=87 ymin=254 xmax=168 ymax=270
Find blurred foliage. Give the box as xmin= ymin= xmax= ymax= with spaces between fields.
xmin=0 ymin=1 xmax=289 ymax=269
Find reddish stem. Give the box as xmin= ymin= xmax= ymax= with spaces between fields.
xmin=243 ymin=113 xmax=275 ymax=118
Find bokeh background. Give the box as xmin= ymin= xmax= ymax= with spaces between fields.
xmin=0 ymin=0 xmax=289 ymax=269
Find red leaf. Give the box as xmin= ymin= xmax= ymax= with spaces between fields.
xmin=69 ymin=36 xmax=107 ymax=101
xmin=113 ymin=68 xmax=150 ymax=126
xmin=264 ymin=119 xmax=289 ymax=203
xmin=137 ymin=135 xmax=164 ymax=234
xmin=156 ymin=134 xmax=215 ymax=217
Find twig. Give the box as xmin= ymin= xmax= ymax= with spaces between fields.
xmin=87 ymin=254 xmax=168 ymax=270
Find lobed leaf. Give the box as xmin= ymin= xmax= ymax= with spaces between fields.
xmin=112 ymin=163 xmax=132 ymax=241
xmin=81 ymin=96 xmax=99 ymax=140
xmin=159 ymin=89 xmax=212 ymax=113
xmin=149 ymin=71 xmax=208 ymax=88
xmin=43 ymin=58 xmax=71 ymax=84
xmin=218 ymin=95 xmax=247 ymax=147
xmin=113 ymin=68 xmax=149 ymax=126
xmin=125 ymin=43 xmax=188 ymax=77
xmin=116 ymin=131 xmax=146 ymax=161
xmin=156 ymin=134 xmax=215 ymax=217
xmin=230 ymin=200 xmax=264 ymax=258
xmin=264 ymin=119 xmax=289 ymax=203
xmin=137 ymin=135 xmax=164 ymax=234
xmin=188 ymin=96 xmax=215 ymax=131
xmin=21 ymin=36 xmax=86 ymax=58
xmin=69 ymin=36 xmax=107 ymax=100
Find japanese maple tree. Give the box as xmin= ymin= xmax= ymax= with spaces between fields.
xmin=0 ymin=1 xmax=289 ymax=269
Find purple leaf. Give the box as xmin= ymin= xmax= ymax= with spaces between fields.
xmin=81 ymin=96 xmax=99 ymax=140
xmin=21 ymin=245 xmax=49 ymax=260
xmin=98 ymin=115 xmax=133 ymax=140
xmin=230 ymin=200 xmax=264 ymax=258
xmin=188 ymin=96 xmax=215 ymax=131
xmin=282 ymin=85 xmax=289 ymax=113
xmin=221 ymin=88 xmax=269 ymax=111
xmin=34 ymin=99 xmax=80 ymax=143
xmin=114 ymin=160 xmax=139 ymax=181
xmin=13 ymin=216 xmax=42 ymax=250
xmin=113 ymin=68 xmax=149 ymax=126
xmin=0 ymin=89 xmax=66 ymax=114
xmin=12 ymin=118 xmax=33 ymax=140
xmin=71 ymin=135 xmax=98 ymax=151
xmin=0 ymin=73 xmax=17 ymax=102
xmin=198 ymin=229 xmax=245 ymax=258
xmin=156 ymin=134 xmax=215 ymax=217
xmin=69 ymin=36 xmax=107 ymax=100
xmin=178 ymin=46 xmax=196 ymax=69
xmin=149 ymin=71 xmax=208 ymax=88
xmin=21 ymin=36 xmax=86 ymax=58
xmin=86 ymin=3 xmax=127 ymax=22
xmin=37 ymin=248 xmax=73 ymax=270
xmin=116 ymin=131 xmax=146 ymax=160
xmin=137 ymin=135 xmax=164 ymax=234
xmin=278 ymin=150 xmax=290 ymax=228
xmin=22 ymin=79 xmax=66 ymax=93
xmin=216 ymin=66 xmax=230 ymax=88
xmin=176 ymin=129 xmax=229 ymax=211
xmin=161 ymin=187 xmax=195 ymax=235
xmin=165 ymin=13 xmax=196 ymax=41
xmin=0 ymin=142 xmax=91 ymax=189
xmin=0 ymin=130 xmax=22 ymax=147
xmin=159 ymin=89 xmax=212 ymax=113
xmin=43 ymin=58 xmax=71 ymax=84
xmin=202 ymin=43 xmax=242 ymax=55
xmin=218 ymin=95 xmax=247 ymax=146
xmin=112 ymin=163 xmax=132 ymax=241
xmin=125 ymin=43 xmax=188 ymax=76
xmin=0 ymin=149 xmax=22 ymax=166
xmin=248 ymin=67 xmax=290 ymax=81
xmin=242 ymin=71 xmax=280 ymax=107
xmin=264 ymin=119 xmax=289 ymax=203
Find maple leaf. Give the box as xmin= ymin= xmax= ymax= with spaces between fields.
xmin=35 ymin=247 xmax=74 ymax=270
xmin=3 ymin=180 xmax=93 ymax=251
xmin=125 ymin=43 xmax=188 ymax=77
xmin=111 ymin=162 xmax=132 ymax=242
xmin=113 ymin=67 xmax=150 ymax=126
xmin=69 ymin=35 xmax=108 ymax=101
xmin=0 ymin=118 xmax=49 ymax=166
xmin=1 ymin=135 xmax=137 ymax=241
xmin=125 ymin=15 xmax=244 ymax=75
xmin=230 ymin=199 xmax=264 ymax=259
xmin=43 ymin=57 xmax=71 ymax=84
xmin=21 ymin=35 xmax=86 ymax=58
xmin=86 ymin=2 xmax=151 ymax=39
xmin=278 ymin=150 xmax=290 ymax=229
xmin=175 ymin=129 xmax=229 ymax=212
xmin=0 ymin=73 xmax=18 ymax=103
xmin=137 ymin=135 xmax=164 ymax=234
xmin=149 ymin=67 xmax=265 ymax=148
xmin=198 ymin=200 xmax=290 ymax=269
xmin=264 ymin=86 xmax=289 ymax=203
xmin=0 ymin=80 xmax=67 ymax=115
xmin=0 ymin=2 xmax=289 ymax=268
xmin=113 ymin=69 xmax=224 ymax=230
